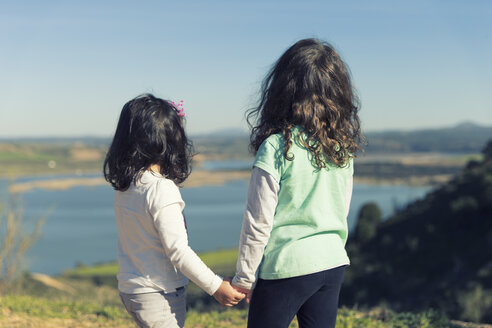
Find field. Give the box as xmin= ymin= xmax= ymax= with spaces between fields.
xmin=0 ymin=249 xmax=488 ymax=328
xmin=1 ymin=296 xmax=461 ymax=328
xmin=0 ymin=141 xmax=480 ymax=189
xmin=0 ymin=142 xmax=106 ymax=177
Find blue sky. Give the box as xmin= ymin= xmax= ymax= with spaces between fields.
xmin=0 ymin=0 xmax=491 ymax=137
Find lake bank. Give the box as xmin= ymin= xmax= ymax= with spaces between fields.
xmin=7 ymin=170 xmax=252 ymax=194
xmin=2 ymin=151 xmax=477 ymax=192
xmin=7 ymin=169 xmax=449 ymax=194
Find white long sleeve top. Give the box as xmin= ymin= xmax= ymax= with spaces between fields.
xmin=114 ymin=170 xmax=222 ymax=295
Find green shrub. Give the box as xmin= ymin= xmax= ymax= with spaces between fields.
xmin=457 ymin=285 xmax=492 ymax=323
xmin=354 ymin=202 xmax=382 ymax=243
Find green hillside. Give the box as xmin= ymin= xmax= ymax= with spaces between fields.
xmin=343 ymin=141 xmax=492 ymax=323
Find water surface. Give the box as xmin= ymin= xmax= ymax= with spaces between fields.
xmin=0 ymin=176 xmax=431 ymax=275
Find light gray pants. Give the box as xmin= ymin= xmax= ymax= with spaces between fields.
xmin=120 ymin=288 xmax=186 ymax=328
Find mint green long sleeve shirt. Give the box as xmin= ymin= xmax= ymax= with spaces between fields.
xmin=233 ymin=128 xmax=353 ymax=289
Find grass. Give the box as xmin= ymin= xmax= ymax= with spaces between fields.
xmin=0 ymin=295 xmax=127 ymax=320
xmin=64 ymin=248 xmax=238 ymax=278
xmin=0 ymin=248 xmax=484 ymax=328
xmin=0 ymin=295 xmax=134 ymax=328
xmin=0 ymin=295 xmax=458 ymax=328
xmin=65 ymin=262 xmax=118 ymax=277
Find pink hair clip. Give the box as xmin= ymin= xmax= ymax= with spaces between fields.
xmin=172 ymin=100 xmax=186 ymax=117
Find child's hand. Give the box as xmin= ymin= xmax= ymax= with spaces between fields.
xmin=213 ymin=278 xmax=246 ymax=307
xmin=232 ymin=285 xmax=253 ymax=304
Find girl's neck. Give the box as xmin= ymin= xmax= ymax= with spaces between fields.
xmin=147 ymin=164 xmax=161 ymax=174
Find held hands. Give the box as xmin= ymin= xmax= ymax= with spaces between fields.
xmin=231 ymin=285 xmax=253 ymax=304
xmin=213 ymin=278 xmax=246 ymax=307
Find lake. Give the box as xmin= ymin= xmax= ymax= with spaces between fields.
xmin=0 ymin=173 xmax=431 ymax=275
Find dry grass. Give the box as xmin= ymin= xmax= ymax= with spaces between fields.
xmin=69 ymin=148 xmax=105 ymax=162
xmin=9 ymin=178 xmax=106 ymax=194
xmin=0 ymin=203 xmax=44 ymax=292
xmin=0 ymin=313 xmax=134 ymax=328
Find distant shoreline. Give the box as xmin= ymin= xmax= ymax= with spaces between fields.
xmin=2 ymin=151 xmax=476 ymax=193
xmin=7 ymin=170 xmax=449 ymax=194
xmin=7 ymin=170 xmax=252 ymax=194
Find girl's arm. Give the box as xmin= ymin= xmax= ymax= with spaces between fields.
xmin=153 ymin=203 xmax=244 ymax=305
xmin=232 ymin=167 xmax=279 ymax=292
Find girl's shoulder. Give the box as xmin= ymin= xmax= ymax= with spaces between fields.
xmin=260 ymin=132 xmax=285 ymax=150
xmin=135 ymin=170 xmax=168 ymax=185
xmin=262 ymin=125 xmax=305 ymax=146
xmin=142 ymin=172 xmax=184 ymax=213
xmin=137 ymin=171 xmax=180 ymax=196
xmin=260 ymin=126 xmax=310 ymax=155
xmin=141 ymin=171 xmax=180 ymax=192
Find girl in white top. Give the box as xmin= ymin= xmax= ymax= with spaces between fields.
xmin=104 ymin=94 xmax=244 ymax=328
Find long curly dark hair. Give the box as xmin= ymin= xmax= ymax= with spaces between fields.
xmin=104 ymin=94 xmax=193 ymax=191
xmin=247 ymin=38 xmax=364 ymax=168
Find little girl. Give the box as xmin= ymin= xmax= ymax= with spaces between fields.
xmin=232 ymin=39 xmax=363 ymax=328
xmin=104 ymin=94 xmax=244 ymax=328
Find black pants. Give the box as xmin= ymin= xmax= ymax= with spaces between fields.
xmin=247 ymin=265 xmax=346 ymax=328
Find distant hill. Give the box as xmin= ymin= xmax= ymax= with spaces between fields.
xmin=1 ymin=121 xmax=490 ymax=156
xmin=343 ymin=141 xmax=492 ymax=323
xmin=191 ymin=128 xmax=249 ymax=138
xmin=192 ymin=135 xmax=251 ymax=160
xmin=193 ymin=122 xmax=492 ymax=156
xmin=365 ymin=122 xmax=492 ymax=153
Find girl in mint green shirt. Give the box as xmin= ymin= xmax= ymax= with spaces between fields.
xmin=232 ymin=39 xmax=364 ymax=328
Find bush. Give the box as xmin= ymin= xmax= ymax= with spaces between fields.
xmin=457 ymin=285 xmax=492 ymax=323
xmin=354 ymin=202 xmax=382 ymax=243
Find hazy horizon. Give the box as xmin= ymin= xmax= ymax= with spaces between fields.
xmin=0 ymin=120 xmax=490 ymax=140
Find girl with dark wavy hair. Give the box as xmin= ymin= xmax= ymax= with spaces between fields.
xmin=231 ymin=39 xmax=364 ymax=328
xmin=104 ymin=94 xmax=244 ymax=328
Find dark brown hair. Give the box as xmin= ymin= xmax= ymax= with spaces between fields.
xmin=104 ymin=94 xmax=193 ymax=191
xmin=247 ymin=38 xmax=364 ymax=168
